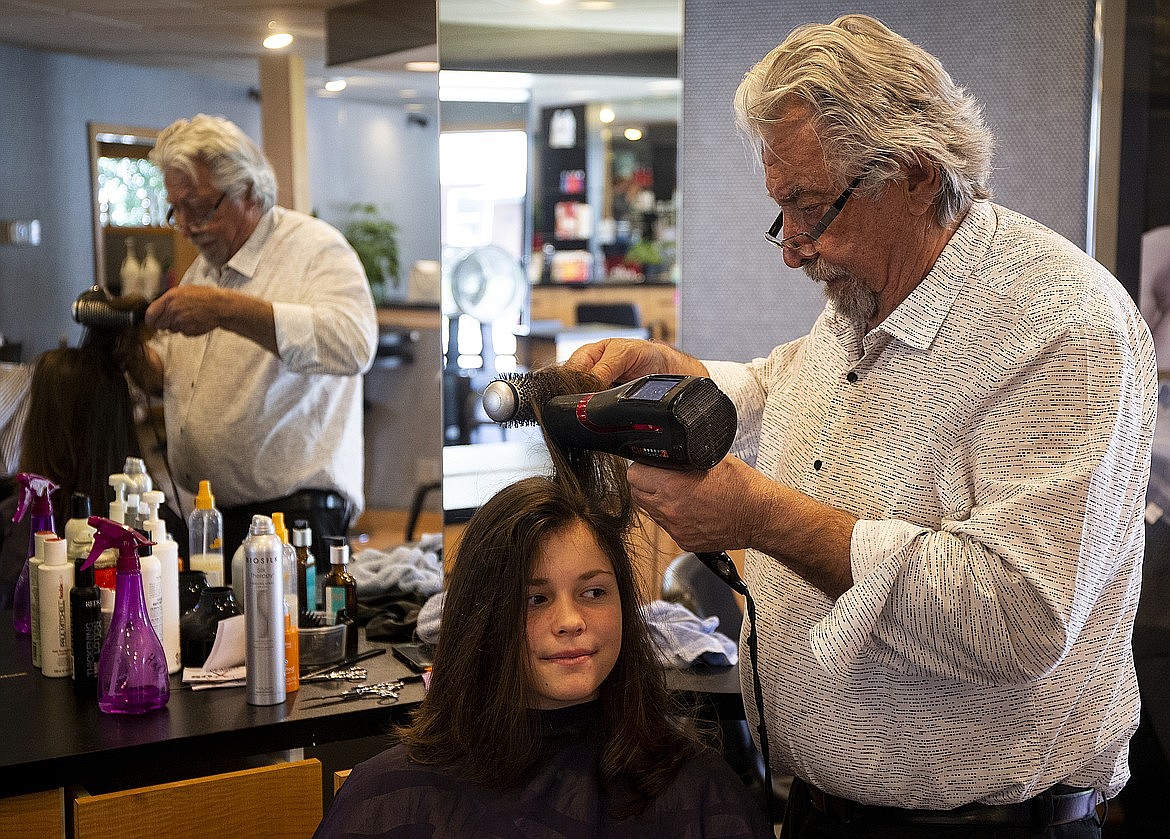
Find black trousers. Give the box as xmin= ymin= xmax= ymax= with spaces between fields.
xmin=219 ymin=489 xmax=352 ymax=602
xmin=783 ymin=777 xmax=1102 ymax=839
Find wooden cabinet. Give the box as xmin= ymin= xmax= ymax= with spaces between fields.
xmin=529 ymin=282 xmax=678 ymax=344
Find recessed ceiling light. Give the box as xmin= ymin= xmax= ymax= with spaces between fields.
xmin=624 ymin=128 xmax=643 ymax=141
xmin=263 ymin=32 xmax=293 ymax=49
xmin=324 ymin=79 xmax=347 ymax=92
xmin=599 ymin=107 xmax=615 ymax=124
xmin=579 ymin=0 xmax=616 ymax=9
xmin=405 ymin=60 xmax=440 ymax=73
xmin=536 ymin=0 xmax=566 ymax=5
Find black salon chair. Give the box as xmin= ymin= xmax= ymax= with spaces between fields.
xmin=575 ymin=302 xmax=642 ymax=328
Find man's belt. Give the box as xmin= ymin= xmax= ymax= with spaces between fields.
xmin=806 ymin=783 xmax=1098 ymax=828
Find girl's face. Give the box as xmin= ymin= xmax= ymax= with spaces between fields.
xmin=525 ymin=520 xmax=623 ymax=710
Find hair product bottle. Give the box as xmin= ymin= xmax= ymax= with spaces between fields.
xmin=67 ymin=495 xmax=101 ymax=688
xmin=70 ymin=534 xmax=103 ymax=690
xmin=271 ymin=513 xmax=299 ymax=694
xmin=38 ymin=537 xmax=73 ymax=677
xmin=84 ymin=517 xmax=169 ymax=714
xmin=322 ymin=537 xmax=358 ymax=660
xmin=143 ymin=490 xmax=181 ymax=674
xmin=29 ymin=529 xmax=55 ymax=668
xmin=291 ymin=520 xmax=316 ymax=613
xmin=188 ymin=480 xmax=224 ymax=587
xmin=11 ymin=472 xmax=58 ymax=634
xmin=243 ymin=515 xmax=286 ymax=706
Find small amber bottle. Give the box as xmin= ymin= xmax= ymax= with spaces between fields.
xmin=322 ymin=536 xmax=358 ymax=658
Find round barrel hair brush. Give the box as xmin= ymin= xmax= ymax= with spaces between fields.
xmin=72 ymin=284 xmax=148 ymax=329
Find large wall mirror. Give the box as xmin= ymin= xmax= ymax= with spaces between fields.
xmin=438 ymin=0 xmax=681 ymax=519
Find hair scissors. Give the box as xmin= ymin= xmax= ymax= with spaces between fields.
xmin=300 ymin=666 xmax=369 ymax=683
xmin=305 ymin=680 xmax=405 ymax=707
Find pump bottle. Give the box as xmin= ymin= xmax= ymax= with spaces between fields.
xmin=271 ymin=513 xmax=299 ymax=694
xmin=243 ymin=515 xmax=286 ymax=706
xmin=11 ymin=473 xmax=58 ymax=633
xmin=110 ymin=474 xmax=162 ymax=639
xmin=142 ymin=490 xmax=181 ymax=674
xmin=188 ymin=480 xmax=224 ymax=586
xmin=83 ymin=517 xmax=169 ymax=714
xmin=122 ymin=456 xmax=152 ymax=498
xmin=322 ymin=536 xmax=358 ymax=660
xmin=38 ymin=537 xmax=73 ymax=677
xmin=291 ymin=520 xmax=316 ymax=612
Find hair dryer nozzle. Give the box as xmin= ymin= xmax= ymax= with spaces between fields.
xmin=72 ymin=284 xmax=147 ymax=329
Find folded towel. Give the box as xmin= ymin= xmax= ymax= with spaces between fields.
xmin=416 ymin=591 xmax=444 ymax=644
xmin=641 ymin=599 xmax=738 ymax=668
xmin=351 ymin=534 xmax=444 ymax=600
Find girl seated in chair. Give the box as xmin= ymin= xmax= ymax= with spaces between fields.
xmin=315 ymin=370 xmax=770 ymax=839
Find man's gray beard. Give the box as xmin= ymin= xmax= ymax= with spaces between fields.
xmin=805 ymin=261 xmax=878 ymax=324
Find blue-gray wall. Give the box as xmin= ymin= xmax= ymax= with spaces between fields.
xmin=679 ymin=0 xmax=1097 ymax=362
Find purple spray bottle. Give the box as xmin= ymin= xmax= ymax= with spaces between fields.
xmin=11 ymin=473 xmax=59 ymax=634
xmin=81 ymin=516 xmax=169 ymax=714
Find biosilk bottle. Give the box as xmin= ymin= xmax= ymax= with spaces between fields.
xmin=38 ymin=537 xmax=73 ymax=678
xmin=188 ymin=481 xmax=224 ymax=587
xmin=271 ymin=513 xmax=299 ymax=694
xmin=142 ymin=490 xmax=181 ymax=674
xmin=83 ymin=517 xmax=169 ymax=714
xmin=291 ymin=520 xmax=316 ymax=612
xmin=322 ymin=536 xmax=358 ymax=660
xmin=11 ymin=473 xmax=58 ymax=633
xmin=243 ymin=515 xmax=285 ymax=706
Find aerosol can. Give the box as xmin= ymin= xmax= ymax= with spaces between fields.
xmin=243 ymin=515 xmax=285 ymax=706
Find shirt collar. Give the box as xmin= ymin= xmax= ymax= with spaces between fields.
xmin=223 ymin=207 xmax=280 ymax=283
xmin=876 ymin=201 xmax=995 ymax=351
xmin=826 ymin=201 xmax=995 ymax=354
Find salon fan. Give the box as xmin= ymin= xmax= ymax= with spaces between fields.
xmin=441 ymin=245 xmax=527 ymax=443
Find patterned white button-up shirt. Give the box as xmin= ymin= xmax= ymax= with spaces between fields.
xmin=707 ymin=200 xmax=1157 ymax=807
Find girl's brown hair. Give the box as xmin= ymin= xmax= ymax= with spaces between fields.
xmin=399 ymin=367 xmax=702 ymax=814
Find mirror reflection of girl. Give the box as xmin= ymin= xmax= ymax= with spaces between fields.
xmin=315 ymin=371 xmax=770 ymax=838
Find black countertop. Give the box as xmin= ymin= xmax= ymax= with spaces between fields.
xmin=0 ymin=613 xmax=744 ymax=797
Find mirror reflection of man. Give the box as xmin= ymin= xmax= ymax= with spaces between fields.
xmin=124 ymin=114 xmax=377 ymax=575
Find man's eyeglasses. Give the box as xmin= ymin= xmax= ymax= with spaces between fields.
xmin=764 ymin=175 xmax=863 ymax=256
xmin=166 ymin=191 xmax=226 ymax=228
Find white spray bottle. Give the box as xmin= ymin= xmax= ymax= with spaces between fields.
xmin=109 ymin=474 xmax=162 ymax=638
xmin=142 ymin=490 xmax=181 ymax=674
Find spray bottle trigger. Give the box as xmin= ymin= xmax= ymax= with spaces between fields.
xmin=13 ymin=473 xmax=59 ymax=523
xmin=81 ymin=515 xmax=154 ymax=571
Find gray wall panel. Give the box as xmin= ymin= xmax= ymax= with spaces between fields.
xmin=680 ymin=1 xmax=1096 ymax=362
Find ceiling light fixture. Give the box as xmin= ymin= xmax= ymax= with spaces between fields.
xmin=599 ymin=107 xmax=616 ymax=124
xmin=536 ymin=0 xmax=566 ymax=5
xmin=324 ymin=79 xmax=347 ymax=93
xmin=624 ymin=128 xmax=643 ymax=141
xmin=579 ymin=0 xmax=616 ymax=8
xmin=263 ymin=21 xmax=293 ymax=50
xmin=405 ymin=60 xmax=440 ymax=73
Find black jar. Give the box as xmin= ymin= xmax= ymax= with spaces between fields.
xmin=178 ymin=570 xmax=209 ymax=616
xmin=180 ymin=586 xmax=241 ymax=668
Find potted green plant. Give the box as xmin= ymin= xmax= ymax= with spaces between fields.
xmin=344 ymin=203 xmax=401 ymax=305
xmin=623 ymin=239 xmax=665 ymax=280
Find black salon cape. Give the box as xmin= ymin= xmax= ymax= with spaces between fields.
xmin=313 ymin=701 xmax=771 ymax=839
